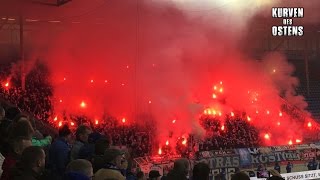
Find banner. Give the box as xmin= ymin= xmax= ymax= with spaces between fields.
xmin=199 ymin=149 xmax=236 ymax=159
xmin=250 ymin=170 xmax=320 ymax=180
xmin=249 ymin=150 xmax=301 ymax=164
xmin=199 ymin=155 xmax=240 ymax=169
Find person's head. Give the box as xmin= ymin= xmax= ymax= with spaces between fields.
xmin=66 ymin=159 xmax=93 ymax=179
xmin=149 ymin=170 xmax=161 ymax=180
xmin=11 ymin=137 xmax=32 ymax=155
xmin=0 ymin=105 xmax=5 ymax=121
xmin=20 ymin=146 xmax=46 ymax=172
xmin=137 ymin=171 xmax=145 ymax=180
xmin=59 ymin=124 xmax=72 ymax=141
xmin=193 ymin=162 xmax=210 ymax=180
xmin=76 ymin=125 xmax=92 ymax=143
xmin=103 ymin=148 xmax=125 ymax=168
xmin=231 ymin=172 xmax=250 ymax=180
xmin=173 ymin=158 xmax=189 ymax=176
xmin=13 ymin=114 xmax=29 ymax=123
xmin=9 ymin=119 xmax=34 ymax=140
xmin=95 ymin=138 xmax=110 ymax=155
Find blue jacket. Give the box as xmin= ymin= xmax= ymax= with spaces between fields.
xmin=48 ymin=138 xmax=71 ymax=177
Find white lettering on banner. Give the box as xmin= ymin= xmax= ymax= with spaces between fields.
xmin=250 ymin=170 xmax=320 ymax=180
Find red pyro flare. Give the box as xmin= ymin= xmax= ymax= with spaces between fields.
xmin=182 ymin=139 xmax=187 ymax=145
xmin=247 ymin=116 xmax=251 ymax=122
xmin=5 ymin=82 xmax=9 ymax=87
xmin=54 ymin=116 xmax=58 ymax=121
xmin=212 ymin=94 xmax=217 ymax=99
xmin=279 ymin=112 xmax=283 ymax=117
xmin=122 ymin=118 xmax=126 ymax=123
xmin=221 ymin=125 xmax=225 ymax=131
xmin=277 ymin=122 xmax=281 ymax=126
xmin=264 ymin=133 xmax=270 ymax=140
xmin=95 ymin=120 xmax=99 ymax=125
xmin=288 ymin=140 xmax=293 ymax=145
xmin=172 ymin=119 xmax=176 ymax=124
xmin=296 ymin=139 xmax=302 ymax=143
xmin=158 ymin=148 xmax=162 ymax=155
xmin=90 ymin=80 xmax=94 ymax=83
xmin=231 ymin=112 xmax=234 ymax=117
xmin=80 ymin=101 xmax=86 ymax=108
xmin=70 ymin=122 xmax=74 ymax=126
xmin=308 ymin=122 xmax=312 ymax=128
xmin=166 ymin=140 xmax=169 ymax=146
xmin=58 ymin=121 xmax=62 ymax=127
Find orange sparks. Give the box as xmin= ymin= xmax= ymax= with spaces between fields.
xmin=296 ymin=139 xmax=302 ymax=143
xmin=288 ymin=140 xmax=293 ymax=145
xmin=264 ymin=134 xmax=270 ymax=140
xmin=122 ymin=118 xmax=126 ymax=123
xmin=166 ymin=140 xmax=169 ymax=146
xmin=172 ymin=119 xmax=176 ymax=124
xmin=54 ymin=116 xmax=58 ymax=121
xmin=95 ymin=120 xmax=99 ymax=125
xmin=80 ymin=101 xmax=86 ymax=108
xmin=212 ymin=94 xmax=217 ymax=99
xmin=308 ymin=122 xmax=312 ymax=128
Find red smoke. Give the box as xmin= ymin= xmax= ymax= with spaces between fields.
xmin=2 ymin=0 xmax=320 ymax=152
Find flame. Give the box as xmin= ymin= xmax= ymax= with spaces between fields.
xmin=221 ymin=125 xmax=225 ymax=131
xmin=58 ymin=121 xmax=62 ymax=127
xmin=166 ymin=140 xmax=169 ymax=146
xmin=212 ymin=94 xmax=217 ymax=99
xmin=219 ymin=88 xmax=223 ymax=93
xmin=230 ymin=112 xmax=234 ymax=117
xmin=5 ymin=82 xmax=9 ymax=87
xmin=288 ymin=140 xmax=293 ymax=145
xmin=182 ymin=139 xmax=187 ymax=145
xmin=95 ymin=120 xmax=99 ymax=125
xmin=247 ymin=116 xmax=251 ymax=121
xmin=296 ymin=139 xmax=302 ymax=143
xmin=122 ymin=118 xmax=126 ymax=123
xmin=308 ymin=122 xmax=312 ymax=128
xmin=54 ymin=116 xmax=58 ymax=121
xmin=80 ymin=101 xmax=86 ymax=108
xmin=158 ymin=148 xmax=162 ymax=155
xmin=264 ymin=133 xmax=270 ymax=140
xmin=70 ymin=122 xmax=75 ymax=126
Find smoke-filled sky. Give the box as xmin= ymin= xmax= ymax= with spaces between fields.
xmin=1 ymin=0 xmax=320 ymax=147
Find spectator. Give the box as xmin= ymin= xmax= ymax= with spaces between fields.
xmin=192 ymin=162 xmax=210 ymax=180
xmin=92 ymin=138 xmax=111 ymax=173
xmin=64 ymin=159 xmax=93 ymax=180
xmin=71 ymin=125 xmax=92 ymax=161
xmin=137 ymin=171 xmax=145 ymax=180
xmin=267 ymin=169 xmax=284 ymax=180
xmin=48 ymin=125 xmax=72 ymax=178
xmin=78 ymin=132 xmax=102 ymax=160
xmin=1 ymin=137 xmax=32 ymax=180
xmin=94 ymin=148 xmax=126 ymax=180
xmin=286 ymin=162 xmax=293 ymax=173
xmin=149 ymin=170 xmax=161 ymax=180
xmin=12 ymin=146 xmax=46 ymax=180
xmin=274 ymin=162 xmax=281 ymax=173
xmin=231 ymin=172 xmax=250 ymax=180
xmin=167 ymin=159 xmax=189 ymax=180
